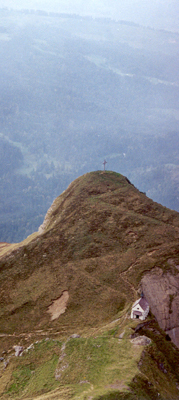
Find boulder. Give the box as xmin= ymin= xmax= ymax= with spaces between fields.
xmin=131 ymin=335 xmax=151 ymax=346
xmin=14 ymin=346 xmax=24 ymax=357
xmin=70 ymin=334 xmax=80 ymax=339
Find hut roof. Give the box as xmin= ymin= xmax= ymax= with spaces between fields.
xmin=138 ymin=297 xmax=149 ymax=311
xmin=132 ymin=297 xmax=149 ymax=311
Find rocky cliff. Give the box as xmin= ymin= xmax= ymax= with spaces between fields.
xmin=142 ymin=266 xmax=179 ymax=347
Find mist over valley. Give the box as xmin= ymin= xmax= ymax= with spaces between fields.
xmin=0 ymin=7 xmax=179 ymax=241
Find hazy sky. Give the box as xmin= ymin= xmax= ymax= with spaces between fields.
xmin=0 ymin=0 xmax=179 ymax=30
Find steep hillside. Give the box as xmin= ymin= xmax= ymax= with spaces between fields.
xmin=1 ymin=171 xmax=179 ymax=399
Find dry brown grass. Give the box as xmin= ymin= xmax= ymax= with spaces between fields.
xmin=0 ymin=171 xmax=179 ymax=346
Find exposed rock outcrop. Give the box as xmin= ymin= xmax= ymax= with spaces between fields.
xmin=131 ymin=335 xmax=151 ymax=346
xmin=142 ymin=267 xmax=179 ymax=347
xmin=13 ymin=346 xmax=24 ymax=357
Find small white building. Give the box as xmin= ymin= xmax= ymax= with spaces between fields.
xmin=131 ymin=297 xmax=149 ymax=320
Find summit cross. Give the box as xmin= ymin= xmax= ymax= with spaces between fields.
xmin=103 ymin=160 xmax=107 ymax=171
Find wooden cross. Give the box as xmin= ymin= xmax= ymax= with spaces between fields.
xmin=103 ymin=159 xmax=107 ymax=171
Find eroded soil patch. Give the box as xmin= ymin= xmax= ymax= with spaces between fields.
xmin=47 ymin=291 xmax=69 ymax=321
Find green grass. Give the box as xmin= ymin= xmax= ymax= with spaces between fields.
xmin=1 ymin=323 xmax=144 ymax=400
xmin=7 ymin=365 xmax=34 ymax=395
xmin=5 ymin=340 xmax=62 ymax=398
xmin=1 ymin=319 xmax=179 ymax=400
xmin=54 ymin=328 xmax=143 ymax=399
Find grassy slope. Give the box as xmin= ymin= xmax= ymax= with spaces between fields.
xmin=1 ymin=318 xmax=179 ymax=400
xmin=1 ymin=171 xmax=179 ymax=399
xmin=0 ymin=171 xmax=179 ymax=335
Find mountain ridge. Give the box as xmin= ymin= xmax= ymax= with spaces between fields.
xmin=1 ymin=171 xmax=179 ymax=336
xmin=1 ymin=171 xmax=179 ymax=399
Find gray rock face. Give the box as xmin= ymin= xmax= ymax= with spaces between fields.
xmin=141 ymin=267 xmax=179 ymax=347
xmin=131 ymin=335 xmax=151 ymax=346
xmin=166 ymin=327 xmax=179 ymax=346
